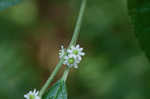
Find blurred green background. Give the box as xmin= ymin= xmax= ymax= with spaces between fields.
xmin=0 ymin=0 xmax=150 ymax=99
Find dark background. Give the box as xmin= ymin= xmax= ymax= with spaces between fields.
xmin=0 ymin=0 xmax=150 ymax=99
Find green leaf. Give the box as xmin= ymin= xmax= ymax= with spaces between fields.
xmin=0 ymin=0 xmax=22 ymax=11
xmin=43 ymin=80 xmax=68 ymax=99
xmin=128 ymin=0 xmax=150 ymax=60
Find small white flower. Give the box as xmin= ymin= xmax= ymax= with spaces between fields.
xmin=59 ymin=45 xmax=65 ymax=58
xmin=67 ymin=44 xmax=85 ymax=61
xmin=63 ymin=54 xmax=79 ymax=68
xmin=24 ymin=89 xmax=40 ymax=99
xmin=59 ymin=44 xmax=85 ymax=69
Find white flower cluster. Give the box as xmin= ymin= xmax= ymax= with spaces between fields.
xmin=23 ymin=45 xmax=85 ymax=98
xmin=24 ymin=89 xmax=40 ymax=99
xmin=59 ymin=44 xmax=85 ymax=68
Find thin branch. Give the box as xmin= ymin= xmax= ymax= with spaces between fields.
xmin=39 ymin=0 xmax=87 ymax=97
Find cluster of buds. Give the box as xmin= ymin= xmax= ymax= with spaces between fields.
xmin=59 ymin=44 xmax=85 ymax=68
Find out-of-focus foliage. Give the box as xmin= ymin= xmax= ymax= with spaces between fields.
xmin=43 ymin=80 xmax=67 ymax=99
xmin=0 ymin=17 xmax=41 ymax=98
xmin=128 ymin=0 xmax=150 ymax=60
xmin=0 ymin=1 xmax=41 ymax=99
xmin=0 ymin=0 xmax=22 ymax=11
xmin=69 ymin=0 xmax=150 ymax=99
xmin=0 ymin=0 xmax=150 ymax=99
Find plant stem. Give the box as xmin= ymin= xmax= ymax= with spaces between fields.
xmin=62 ymin=0 xmax=87 ymax=82
xmin=61 ymin=67 xmax=70 ymax=82
xmin=69 ymin=0 xmax=87 ymax=48
xmin=39 ymin=0 xmax=87 ymax=97
xmin=39 ymin=58 xmax=64 ymax=97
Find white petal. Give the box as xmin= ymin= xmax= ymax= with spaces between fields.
xmin=79 ymin=48 xmax=83 ymax=51
xmin=29 ymin=91 xmax=32 ymax=94
xmin=68 ymin=54 xmax=73 ymax=58
xmin=64 ymin=56 xmax=68 ymax=59
xmin=33 ymin=89 xmax=36 ymax=93
xmin=35 ymin=91 xmax=39 ymax=96
xmin=78 ymin=56 xmax=82 ymax=61
xmin=24 ymin=95 xmax=28 ymax=98
xmin=61 ymin=45 xmax=64 ymax=49
xmin=76 ymin=44 xmax=80 ymax=48
xmin=80 ymin=52 xmax=85 ymax=56
xmin=72 ymin=54 xmax=77 ymax=58
xmin=74 ymin=65 xmax=78 ymax=68
xmin=67 ymin=49 xmax=72 ymax=53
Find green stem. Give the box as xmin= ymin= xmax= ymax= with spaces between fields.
xmin=69 ymin=0 xmax=87 ymax=47
xmin=39 ymin=0 xmax=87 ymax=97
xmin=62 ymin=0 xmax=87 ymax=82
xmin=39 ymin=58 xmax=64 ymax=97
xmin=61 ymin=67 xmax=70 ymax=82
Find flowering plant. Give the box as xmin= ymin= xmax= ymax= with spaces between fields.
xmin=24 ymin=0 xmax=87 ymax=99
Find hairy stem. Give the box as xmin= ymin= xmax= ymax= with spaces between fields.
xmin=39 ymin=0 xmax=87 ymax=97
